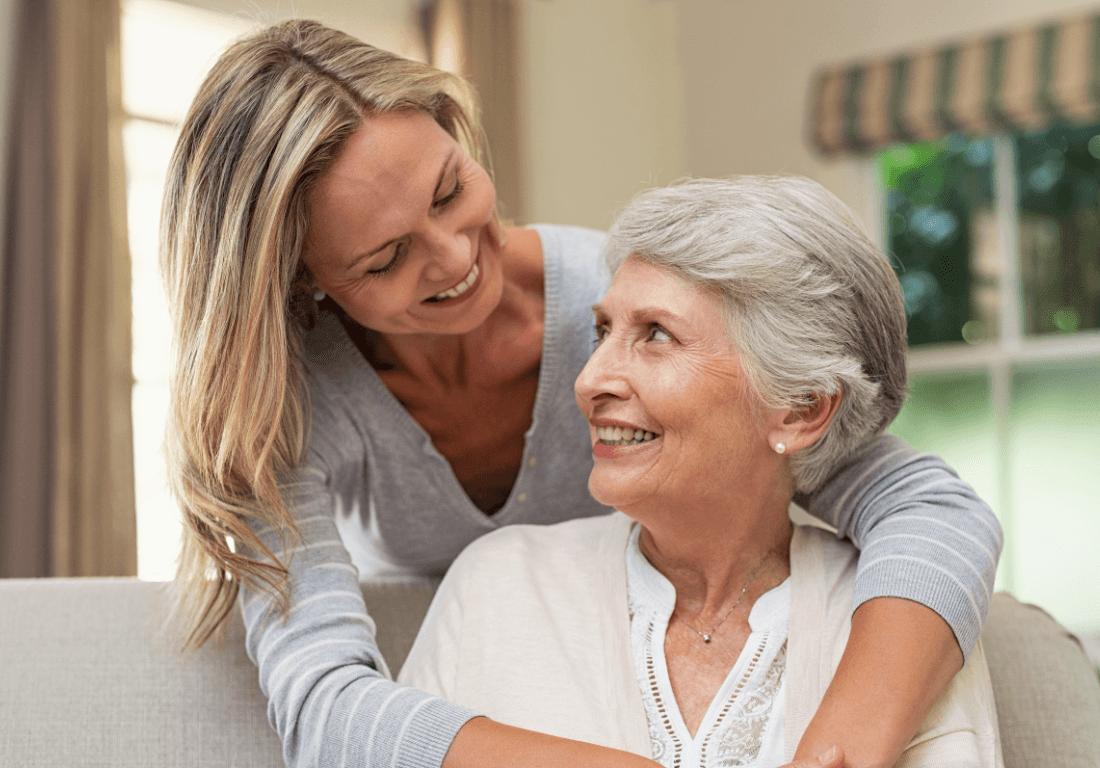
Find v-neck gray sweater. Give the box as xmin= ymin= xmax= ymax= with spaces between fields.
xmin=239 ymin=224 xmax=1002 ymax=768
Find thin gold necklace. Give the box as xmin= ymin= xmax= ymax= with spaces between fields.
xmin=671 ymin=553 xmax=772 ymax=644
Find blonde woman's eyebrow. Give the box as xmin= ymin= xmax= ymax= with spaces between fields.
xmin=431 ymin=150 xmax=457 ymax=198
xmin=344 ymin=150 xmax=457 ymax=273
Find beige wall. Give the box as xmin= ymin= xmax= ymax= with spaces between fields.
xmin=518 ymin=0 xmax=1100 ymax=226
xmin=678 ymin=0 xmax=1100 ymax=186
xmin=171 ymin=0 xmax=424 ymax=58
xmin=520 ymin=0 xmax=687 ymax=230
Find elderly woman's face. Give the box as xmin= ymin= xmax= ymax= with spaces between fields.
xmin=575 ymin=258 xmax=775 ymax=512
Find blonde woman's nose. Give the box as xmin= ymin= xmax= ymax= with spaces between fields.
xmin=420 ymin=228 xmax=473 ymax=282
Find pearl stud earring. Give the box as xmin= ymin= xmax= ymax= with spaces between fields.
xmin=774 ymin=442 xmax=786 ymax=454
xmin=313 ymin=289 xmax=326 ymax=302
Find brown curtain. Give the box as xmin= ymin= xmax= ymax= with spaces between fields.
xmin=0 ymin=0 xmax=55 ymax=577
xmin=428 ymin=0 xmax=527 ymax=223
xmin=0 ymin=0 xmax=136 ymax=577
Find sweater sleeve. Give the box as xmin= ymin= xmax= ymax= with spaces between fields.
xmin=793 ymin=434 xmax=1003 ymax=659
xmin=239 ymin=464 xmax=478 ymax=768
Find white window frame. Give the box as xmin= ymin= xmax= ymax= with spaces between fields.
xmin=864 ymin=135 xmax=1100 ymax=594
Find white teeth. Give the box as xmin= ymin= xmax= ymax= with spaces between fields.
xmin=432 ymin=263 xmax=479 ymax=301
xmin=595 ymin=426 xmax=659 ymax=446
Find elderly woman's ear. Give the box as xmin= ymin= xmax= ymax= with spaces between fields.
xmin=767 ymin=390 xmax=843 ymax=455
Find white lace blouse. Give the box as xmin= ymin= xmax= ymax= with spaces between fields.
xmin=626 ymin=524 xmax=791 ymax=768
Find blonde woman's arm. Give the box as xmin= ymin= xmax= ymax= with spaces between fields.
xmin=792 ymin=434 xmax=1002 ymax=767
xmin=244 ymin=468 xmax=664 ymax=768
xmin=240 ymin=473 xmax=478 ymax=768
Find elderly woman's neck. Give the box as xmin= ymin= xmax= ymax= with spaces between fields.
xmin=636 ymin=499 xmax=793 ymax=613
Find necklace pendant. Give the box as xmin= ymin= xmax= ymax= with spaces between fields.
xmin=702 ymin=634 xmax=711 ymax=643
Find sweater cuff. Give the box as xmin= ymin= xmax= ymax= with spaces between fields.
xmin=386 ymin=694 xmax=481 ymax=768
xmin=852 ymin=555 xmax=984 ymax=661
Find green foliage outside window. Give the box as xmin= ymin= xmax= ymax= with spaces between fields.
xmin=880 ymin=122 xmax=1100 ymax=345
xmin=1015 ymin=123 xmax=1100 ymax=336
xmin=880 ymin=136 xmax=995 ymax=346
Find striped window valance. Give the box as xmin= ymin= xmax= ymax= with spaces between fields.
xmin=809 ymin=11 xmax=1100 ymax=155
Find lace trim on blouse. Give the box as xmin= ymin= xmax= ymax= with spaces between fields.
xmin=626 ymin=524 xmax=790 ymax=768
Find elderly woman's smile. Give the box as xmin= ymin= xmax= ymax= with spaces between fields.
xmin=575 ymin=257 xmax=775 ymax=516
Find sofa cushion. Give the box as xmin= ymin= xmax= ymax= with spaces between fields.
xmin=0 ymin=576 xmax=441 ymax=767
xmin=0 ymin=577 xmax=282 ymax=766
xmin=3 ymin=579 xmax=1099 ymax=768
xmin=983 ymin=592 xmax=1100 ymax=768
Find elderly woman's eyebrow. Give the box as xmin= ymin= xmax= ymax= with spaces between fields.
xmin=590 ymin=303 xmax=686 ymax=326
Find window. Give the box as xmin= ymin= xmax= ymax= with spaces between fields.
xmin=880 ymin=125 xmax=1100 ymax=637
xmin=122 ymin=0 xmax=253 ymax=580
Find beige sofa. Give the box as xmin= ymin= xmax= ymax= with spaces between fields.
xmin=1 ymin=578 xmax=1098 ymax=767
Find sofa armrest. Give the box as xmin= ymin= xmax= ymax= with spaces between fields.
xmin=0 ymin=577 xmax=283 ymax=767
xmin=359 ymin=576 xmax=438 ymax=675
xmin=981 ymin=592 xmax=1100 ymax=768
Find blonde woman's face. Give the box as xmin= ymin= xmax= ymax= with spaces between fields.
xmin=303 ymin=110 xmax=502 ymax=336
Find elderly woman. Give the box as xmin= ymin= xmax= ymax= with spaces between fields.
xmin=399 ymin=177 xmax=1002 ymax=767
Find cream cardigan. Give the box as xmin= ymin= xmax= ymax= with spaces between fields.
xmin=399 ymin=513 xmax=1003 ymax=767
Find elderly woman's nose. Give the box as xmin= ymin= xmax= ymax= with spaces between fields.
xmin=575 ymin=338 xmax=631 ymax=404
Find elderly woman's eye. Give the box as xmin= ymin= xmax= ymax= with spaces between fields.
xmin=649 ymin=325 xmax=672 ymax=342
xmin=593 ymin=324 xmax=610 ymax=345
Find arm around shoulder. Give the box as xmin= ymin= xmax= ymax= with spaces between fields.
xmin=241 ymin=465 xmax=477 ymax=768
xmin=893 ymin=640 xmax=1003 ymax=768
xmin=796 ymin=433 xmax=1002 ymax=658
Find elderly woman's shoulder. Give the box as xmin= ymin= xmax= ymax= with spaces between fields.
xmin=456 ymin=511 xmax=630 ymax=562
xmin=791 ymin=523 xmax=859 ymax=573
xmin=445 ymin=512 xmax=631 ymax=589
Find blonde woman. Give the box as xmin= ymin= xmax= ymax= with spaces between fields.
xmin=162 ymin=20 xmax=1001 ymax=768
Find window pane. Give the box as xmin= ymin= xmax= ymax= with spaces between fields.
xmin=123 ymin=0 xmax=251 ymax=580
xmin=879 ymin=136 xmax=998 ymax=346
xmin=124 ymin=120 xmax=177 ymax=384
xmin=1009 ymin=359 xmax=1100 ymax=635
xmin=124 ymin=118 xmax=180 ymax=581
xmin=888 ymin=371 xmax=1000 ymax=529
xmin=1015 ymin=122 xmax=1100 ymax=336
xmin=122 ymin=0 xmax=253 ymax=123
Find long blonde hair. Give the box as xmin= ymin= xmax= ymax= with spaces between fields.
xmin=162 ymin=19 xmax=486 ymax=649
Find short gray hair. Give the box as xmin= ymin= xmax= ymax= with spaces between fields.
xmin=605 ymin=176 xmax=908 ymax=492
